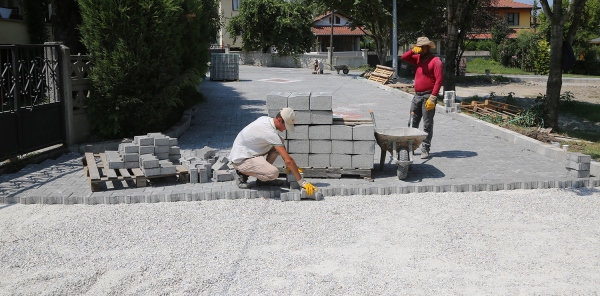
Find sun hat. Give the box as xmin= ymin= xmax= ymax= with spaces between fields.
xmin=280 ymin=107 xmax=296 ymax=132
xmin=415 ymin=37 xmax=436 ymax=49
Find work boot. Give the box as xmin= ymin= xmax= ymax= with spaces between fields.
xmin=420 ymin=150 xmax=430 ymax=159
xmin=256 ymin=179 xmax=285 ymax=187
xmin=235 ymin=170 xmax=249 ymax=189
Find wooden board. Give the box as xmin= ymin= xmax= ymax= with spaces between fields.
xmin=280 ymin=167 xmax=372 ymax=179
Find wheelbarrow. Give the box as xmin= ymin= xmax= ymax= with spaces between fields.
xmin=369 ymin=110 xmax=428 ymax=180
xmin=334 ymin=64 xmax=349 ymax=74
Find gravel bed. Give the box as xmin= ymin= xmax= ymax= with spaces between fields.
xmin=1 ymin=188 xmax=600 ymax=295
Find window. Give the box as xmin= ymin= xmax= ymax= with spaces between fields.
xmin=0 ymin=0 xmax=22 ymax=20
xmin=232 ymin=0 xmax=240 ymax=11
xmin=505 ymin=12 xmax=519 ymax=26
xmin=335 ymin=16 xmax=341 ymax=24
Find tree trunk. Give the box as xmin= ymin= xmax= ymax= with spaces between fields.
xmin=545 ymin=23 xmax=563 ymax=130
xmin=443 ymin=4 xmax=459 ymax=92
xmin=541 ymin=0 xmax=588 ymax=130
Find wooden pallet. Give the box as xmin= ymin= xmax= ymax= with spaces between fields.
xmin=279 ymin=167 xmax=372 ymax=179
xmin=387 ymin=83 xmax=414 ymax=93
xmin=82 ymin=152 xmax=189 ymax=192
xmin=368 ymin=65 xmax=395 ymax=85
xmin=332 ymin=117 xmax=373 ymax=126
xmin=461 ymin=100 xmax=524 ymax=122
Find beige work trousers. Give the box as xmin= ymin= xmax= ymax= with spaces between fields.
xmin=232 ymin=147 xmax=280 ymax=181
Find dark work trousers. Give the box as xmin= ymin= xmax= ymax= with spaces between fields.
xmin=409 ymin=92 xmax=435 ymax=152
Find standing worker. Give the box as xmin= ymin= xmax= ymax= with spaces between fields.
xmin=401 ymin=36 xmax=443 ymax=159
xmin=229 ymin=107 xmax=318 ymax=195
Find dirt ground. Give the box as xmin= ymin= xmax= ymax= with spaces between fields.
xmin=453 ymin=80 xmax=600 ymax=135
xmin=454 ymin=80 xmax=600 ymax=104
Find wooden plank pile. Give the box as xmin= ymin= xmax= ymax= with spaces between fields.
xmin=366 ymin=65 xmax=395 ymax=85
xmin=460 ymin=100 xmax=524 ymax=122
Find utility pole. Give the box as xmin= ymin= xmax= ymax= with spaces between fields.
xmin=392 ymin=0 xmax=398 ymax=79
xmin=329 ymin=9 xmax=334 ymax=70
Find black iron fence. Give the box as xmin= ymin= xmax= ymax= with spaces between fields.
xmin=0 ymin=44 xmax=65 ymax=161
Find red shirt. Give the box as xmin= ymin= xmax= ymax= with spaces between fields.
xmin=401 ymin=50 xmax=443 ymax=96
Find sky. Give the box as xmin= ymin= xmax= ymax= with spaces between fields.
xmin=518 ymin=0 xmax=553 ymax=5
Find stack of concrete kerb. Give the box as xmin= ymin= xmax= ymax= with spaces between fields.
xmin=210 ymin=53 xmax=239 ymax=81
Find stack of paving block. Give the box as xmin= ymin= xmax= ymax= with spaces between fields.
xmin=266 ymin=91 xmax=375 ymax=170
xmin=105 ymin=133 xmax=181 ymax=177
xmin=443 ymin=91 xmax=460 ymax=113
xmin=178 ymin=146 xmax=234 ymax=183
xmin=566 ymin=152 xmax=591 ymax=178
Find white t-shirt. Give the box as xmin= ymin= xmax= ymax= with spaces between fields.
xmin=229 ymin=116 xmax=284 ymax=164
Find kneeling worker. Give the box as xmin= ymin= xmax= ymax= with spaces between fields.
xmin=229 ymin=107 xmax=317 ymax=195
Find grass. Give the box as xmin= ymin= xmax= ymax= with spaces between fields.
xmin=561 ymin=101 xmax=600 ymax=123
xmin=563 ymin=73 xmax=600 ymax=78
xmin=466 ymin=58 xmax=530 ymax=75
xmin=455 ymin=75 xmax=511 ymax=84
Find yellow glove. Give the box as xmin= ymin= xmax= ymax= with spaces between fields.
xmin=425 ymin=95 xmax=437 ymax=111
xmin=285 ymin=167 xmax=303 ymax=174
xmin=412 ymin=46 xmax=422 ymax=54
xmin=299 ymin=179 xmax=317 ymax=196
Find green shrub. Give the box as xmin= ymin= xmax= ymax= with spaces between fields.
xmin=534 ymin=39 xmax=550 ymax=75
xmin=78 ymin=0 xmax=218 ymax=138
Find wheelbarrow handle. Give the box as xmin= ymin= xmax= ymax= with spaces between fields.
xmin=369 ymin=110 xmax=378 ymax=131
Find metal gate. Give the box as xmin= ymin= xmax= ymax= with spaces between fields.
xmin=0 ymin=44 xmax=65 ymax=161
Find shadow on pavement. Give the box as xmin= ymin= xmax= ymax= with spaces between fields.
xmin=431 ymin=150 xmax=477 ymax=158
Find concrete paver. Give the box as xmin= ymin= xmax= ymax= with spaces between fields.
xmin=1 ymin=66 xmax=598 ymax=204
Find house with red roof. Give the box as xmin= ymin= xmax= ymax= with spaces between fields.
xmin=468 ymin=0 xmax=535 ymax=40
xmin=312 ymin=11 xmax=366 ymax=52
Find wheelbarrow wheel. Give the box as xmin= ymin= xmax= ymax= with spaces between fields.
xmin=397 ymin=149 xmax=409 ymax=180
xmin=343 ymin=68 xmax=349 ymax=74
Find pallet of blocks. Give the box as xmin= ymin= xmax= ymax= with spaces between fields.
xmin=266 ymin=91 xmax=374 ymax=179
xmin=82 ymin=133 xmax=189 ymax=191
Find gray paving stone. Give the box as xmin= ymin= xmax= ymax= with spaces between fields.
xmin=154 ymin=137 xmax=170 ymax=146
xmin=566 ymin=160 xmax=591 ymax=170
xmin=139 ymin=146 xmax=155 ymax=155
xmin=288 ymin=140 xmax=310 ymax=154
xmin=295 ymin=110 xmax=311 ymax=125
xmin=308 ymin=125 xmax=331 ymax=140
xmin=266 ymin=91 xmax=289 ymax=110
xmin=352 ymin=124 xmax=375 ymax=140
xmin=309 ymin=91 xmax=332 ymax=110
xmin=567 ymin=168 xmax=590 ymax=178
xmin=330 ymin=125 xmax=353 ymax=140
xmin=311 ymin=111 xmax=333 ymax=124
xmin=330 ymin=154 xmax=352 ymax=168
xmin=353 ymin=141 xmax=375 ymax=155
xmin=567 ymin=152 xmax=591 ymax=163
xmin=310 ymin=140 xmax=332 ymax=154
xmin=134 ymin=136 xmax=154 ymax=146
xmin=286 ymin=125 xmax=309 ymax=140
xmin=309 ymin=154 xmax=329 ymax=168
xmin=331 ymin=140 xmax=353 ymax=155
xmin=288 ymin=91 xmax=311 ymax=110
xmin=155 ymin=145 xmax=170 ymax=153
xmin=290 ymin=153 xmax=309 ymax=167
xmin=351 ymin=154 xmax=374 ymax=169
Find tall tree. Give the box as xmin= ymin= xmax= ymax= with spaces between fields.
xmin=51 ymin=0 xmax=86 ymax=54
xmin=227 ymin=0 xmax=314 ymax=55
xmin=539 ymin=0 xmax=588 ymax=130
xmin=345 ymin=0 xmax=393 ymax=65
xmin=444 ymin=0 xmax=497 ymax=92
